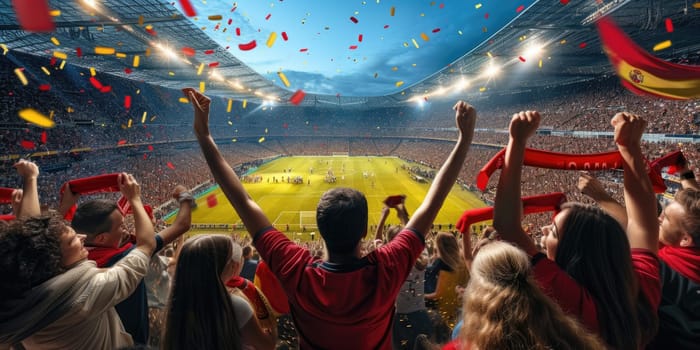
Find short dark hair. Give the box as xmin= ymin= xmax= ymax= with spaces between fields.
xmin=0 ymin=216 xmax=68 ymax=299
xmin=71 ymin=199 xmax=118 ymax=237
xmin=316 ymin=188 xmax=368 ymax=254
xmin=242 ymin=245 xmax=252 ymax=258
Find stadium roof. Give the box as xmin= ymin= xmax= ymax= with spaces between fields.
xmin=0 ymin=0 xmax=698 ymax=107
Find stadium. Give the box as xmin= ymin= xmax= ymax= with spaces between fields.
xmin=1 ymin=0 xmax=700 ymax=349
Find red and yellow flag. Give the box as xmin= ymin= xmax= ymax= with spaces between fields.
xmin=597 ymin=17 xmax=700 ymax=100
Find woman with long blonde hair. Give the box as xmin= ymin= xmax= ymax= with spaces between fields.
xmin=425 ymin=232 xmax=469 ymax=332
xmin=444 ymin=241 xmax=606 ymax=350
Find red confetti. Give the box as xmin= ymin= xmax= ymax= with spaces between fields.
xmin=206 ymin=194 xmax=218 ymax=207
xmin=432 ymin=28 xmax=441 ymax=33
xmin=75 ymin=47 xmax=82 ymax=57
xmin=49 ymin=57 xmax=57 ymax=66
xmin=117 ymin=139 xmax=127 ymax=145
xmin=665 ymin=18 xmax=674 ymax=33
xmin=145 ymin=28 xmax=157 ymax=36
xmin=349 ymin=45 xmax=358 ymax=50
xmin=236 ymin=27 xmax=241 ymax=36
xmin=281 ymin=32 xmax=288 ymax=41
xmin=20 ymin=140 xmax=35 ymax=150
xmin=12 ymin=0 xmax=54 ymax=32
xmin=350 ymin=16 xmax=358 ymax=23
xmin=516 ymin=5 xmax=525 ymax=13
xmin=167 ymin=162 xmax=175 ymax=170
xmin=358 ymin=34 xmax=363 ymax=42
xmin=299 ymin=48 xmax=308 ymax=52
xmin=181 ymin=47 xmax=195 ymax=56
xmin=518 ymin=56 xmax=526 ymax=62
xmin=208 ymin=62 xmax=219 ymax=68
xmin=38 ymin=84 xmax=51 ymax=91
xmin=147 ymin=145 xmax=154 ymax=151
xmin=40 ymin=131 xmax=47 ymax=144
xmin=124 ymin=95 xmax=132 ymax=109
xmin=484 ymin=13 xmax=489 ymax=19
xmin=179 ymin=0 xmax=196 ymax=17
xmin=228 ymin=18 xmax=232 ymax=25
xmin=145 ymin=132 xmax=151 ymax=138
xmin=143 ymin=154 xmax=148 ymax=160
xmin=579 ymin=42 xmax=587 ymax=48
xmin=384 ymin=25 xmax=389 ymax=29
xmin=100 ymin=86 xmax=112 ymax=93
xmin=204 ymin=49 xmax=214 ymax=54
xmin=238 ymin=40 xmax=257 ymax=51
xmin=124 ymin=68 xmax=132 ymax=74
xmin=439 ymin=3 xmax=444 ymax=8
xmin=265 ymin=13 xmax=271 ymax=20
xmin=89 ymin=76 xmax=103 ymax=89
xmin=560 ymin=0 xmax=569 ymax=3
xmin=289 ymin=89 xmax=306 ymax=105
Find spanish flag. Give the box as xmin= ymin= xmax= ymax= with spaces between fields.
xmin=597 ymin=17 xmax=700 ymax=100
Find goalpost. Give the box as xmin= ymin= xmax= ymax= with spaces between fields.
xmin=299 ymin=211 xmax=317 ymax=229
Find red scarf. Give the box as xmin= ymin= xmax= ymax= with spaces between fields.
xmin=0 ymin=187 xmax=14 ymax=204
xmin=456 ymin=192 xmax=566 ymax=233
xmin=659 ymin=244 xmax=700 ymax=284
xmin=87 ymin=242 xmax=134 ymax=267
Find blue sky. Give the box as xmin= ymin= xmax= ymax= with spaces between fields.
xmin=176 ymin=0 xmax=537 ymax=96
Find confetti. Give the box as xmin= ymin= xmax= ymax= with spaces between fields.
xmin=199 ymin=81 xmax=205 ymax=92
xmin=21 ymin=140 xmax=35 ymax=150
xmin=116 ymin=52 xmax=126 ymax=58
xmin=281 ymin=32 xmax=288 ymax=41
xmin=124 ymin=68 xmax=132 ymax=74
xmin=475 ymin=3 xmax=482 ymax=9
xmin=204 ymin=49 xmax=214 ymax=54
xmin=95 ymin=46 xmax=115 ymax=55
xmin=40 ymin=66 xmax=50 ymax=75
xmin=12 ymin=0 xmax=54 ymax=32
xmin=242 ymin=99 xmax=247 ymax=108
xmin=265 ymin=13 xmax=271 ymax=20
xmin=179 ymin=0 xmax=197 ymax=16
xmin=290 ymin=89 xmax=305 ymax=105
xmin=228 ymin=18 xmax=233 ymax=25
xmin=390 ymin=6 xmax=395 ymax=16
xmin=299 ymin=48 xmax=308 ymax=52
xmin=518 ymin=56 xmax=526 ymax=62
xmin=258 ymin=137 xmax=265 ymax=143
xmin=350 ymin=16 xmax=358 ymax=23
xmin=41 ymin=131 xmax=47 ymax=143
xmin=38 ymin=84 xmax=51 ymax=91
xmin=395 ymin=81 xmax=404 ymax=87
xmin=90 ymin=67 xmax=96 ymax=76
xmin=560 ymin=0 xmax=569 ymax=4
xmin=182 ymin=47 xmax=195 ymax=56
xmin=349 ymin=45 xmax=358 ymax=50
xmin=579 ymin=42 xmax=587 ymax=48
xmin=432 ymin=28 xmax=440 ymax=33
xmin=665 ymin=18 xmax=673 ymax=32
xmin=411 ymin=38 xmax=419 ymax=48
xmin=49 ymin=9 xmax=60 ymax=16
xmin=384 ymin=25 xmax=389 ymax=29
xmin=100 ymin=86 xmax=111 ymax=93
xmin=266 ymin=32 xmax=277 ymax=47
xmin=694 ymin=2 xmax=700 ymax=9
xmin=278 ymin=71 xmax=291 ymax=87
xmin=486 ymin=51 xmax=493 ymax=58
xmin=18 ymin=108 xmax=55 ymax=128
xmin=14 ymin=68 xmax=28 ymax=85
xmin=53 ymin=51 xmax=67 ymax=59
xmin=208 ymin=15 xmax=222 ymax=20
xmin=227 ymin=98 xmax=233 ymax=112
xmin=516 ymin=5 xmax=525 ymax=12
xmin=484 ymin=13 xmax=489 ymax=19
xmin=197 ymin=62 xmax=205 ymax=75
xmin=239 ymin=40 xmax=257 ymax=51
xmin=538 ymin=59 xmax=543 ymax=68
xmin=124 ymin=95 xmax=132 ymax=109
xmin=206 ymin=194 xmax=218 ymax=207
xmin=148 ymin=145 xmax=154 ymax=151
xmin=167 ymin=162 xmax=176 ymax=170
xmin=127 ymin=119 xmax=133 ymax=128
xmin=1 ymin=44 xmax=8 ymax=55
xmin=133 ymin=55 xmax=140 ymax=67
xmin=59 ymin=60 xmax=66 ymax=69
xmin=117 ymin=139 xmax=127 ymax=145
xmin=479 ymin=87 xmax=486 ymax=92
xmin=178 ymin=97 xmax=189 ymax=103
xmin=208 ymin=62 xmax=219 ymax=68
xmin=89 ymin=76 xmax=103 ymax=89
xmin=653 ymin=40 xmax=671 ymax=51
xmin=138 ymin=15 xmax=144 ymax=26
xmin=420 ymin=33 xmax=429 ymax=41
xmin=358 ymin=34 xmax=363 ymax=42
xmin=50 ymin=37 xmax=60 ymax=46
xmin=141 ymin=111 xmax=147 ymax=123
xmin=236 ymin=27 xmax=241 ymax=36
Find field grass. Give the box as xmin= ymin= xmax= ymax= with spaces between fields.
xmin=171 ymin=156 xmax=487 ymax=238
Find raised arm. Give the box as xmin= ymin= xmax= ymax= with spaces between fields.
xmin=675 ymin=154 xmax=700 ymax=190
xmin=118 ymin=173 xmax=156 ymax=256
xmin=612 ymin=112 xmax=659 ymax=252
xmin=577 ymin=171 xmax=628 ymax=228
xmin=13 ymin=159 xmax=40 ymax=218
xmin=373 ymin=206 xmax=390 ymax=242
xmin=157 ymin=185 xmax=193 ymax=246
xmin=185 ymin=88 xmax=271 ymax=237
xmin=493 ymin=111 xmax=540 ymax=256
xmin=407 ymin=101 xmax=476 ymax=236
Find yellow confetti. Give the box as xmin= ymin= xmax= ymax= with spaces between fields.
xmin=392 ymin=66 xmax=398 ymax=71
xmin=145 ymin=48 xmax=151 ymax=56
xmin=560 ymin=39 xmax=567 ymax=44
xmin=49 ymin=9 xmax=61 ymax=16
xmin=487 ymin=52 xmax=493 ymax=58
xmin=228 ymin=120 xmax=233 ymax=125
xmin=41 ymin=67 xmax=50 ymax=76
xmin=197 ymin=62 xmax=204 ymax=75
xmin=277 ymin=71 xmax=291 ymax=87
xmin=178 ymin=97 xmax=189 ymax=103
xmin=14 ymin=68 xmax=28 ymax=85
xmin=420 ymin=33 xmax=429 ymax=41
xmin=133 ymin=55 xmax=140 ymax=67
xmin=411 ymin=38 xmax=419 ymax=48
xmin=90 ymin=67 xmax=96 ymax=76
xmin=59 ymin=60 xmax=66 ymax=69
xmin=50 ymin=37 xmax=60 ymax=46
xmin=136 ymin=89 xmax=140 ymax=94
xmin=66 ymin=107 xmax=74 ymax=113
xmin=479 ymin=87 xmax=486 ymax=92
xmin=258 ymin=137 xmax=265 ymax=143
xmin=475 ymin=3 xmax=482 ymax=9
xmin=49 ymin=110 xmax=55 ymax=120
xmin=403 ymin=42 xmax=409 ymax=47
xmin=168 ymin=71 xmax=175 ymax=76
xmin=208 ymin=15 xmax=223 ymax=20
xmin=390 ymin=6 xmax=395 ymax=16
xmin=18 ymin=109 xmax=55 ymax=128
xmin=128 ymin=119 xmax=133 ymax=128
xmin=242 ymin=99 xmax=247 ymax=109
xmin=232 ymin=138 xmax=237 ymax=142
xmin=138 ymin=15 xmax=144 ymax=26
xmin=693 ymin=2 xmax=700 ymax=8
xmin=141 ymin=111 xmax=147 ymax=123
xmin=395 ymin=81 xmax=404 ymax=87
xmin=116 ymin=52 xmax=126 ymax=58
xmin=150 ymin=116 xmax=156 ymax=122
xmin=538 ymin=59 xmax=542 ymax=68
xmin=653 ymin=40 xmax=671 ymax=52
xmin=199 ymin=81 xmax=206 ymax=92
xmin=94 ymin=46 xmax=115 ymax=55
xmin=53 ymin=51 xmax=67 ymax=60
xmin=266 ymin=32 xmax=277 ymax=48
xmin=145 ymin=24 xmax=153 ymax=30
xmin=227 ymin=99 xmax=233 ymax=112
xmin=1 ymin=44 xmax=8 ymax=55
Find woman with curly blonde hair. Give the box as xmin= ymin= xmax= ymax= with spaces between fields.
xmin=443 ymin=241 xmax=605 ymax=350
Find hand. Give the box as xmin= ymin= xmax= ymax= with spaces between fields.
xmin=14 ymin=159 xmax=39 ymax=179
xmin=577 ymin=171 xmax=608 ymax=200
xmin=611 ymin=112 xmax=646 ymax=147
xmin=453 ymin=101 xmax=476 ymax=137
xmin=118 ymin=173 xmax=141 ymax=201
xmin=60 ymin=183 xmax=79 ymax=206
xmin=171 ymin=185 xmax=187 ymax=200
xmin=509 ymin=111 xmax=540 ymax=142
xmin=183 ymin=88 xmax=212 ymax=137
xmin=380 ymin=206 xmax=390 ymax=217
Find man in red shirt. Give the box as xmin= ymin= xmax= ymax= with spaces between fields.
xmin=185 ymin=88 xmax=477 ymax=349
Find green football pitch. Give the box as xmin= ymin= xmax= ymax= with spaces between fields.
xmin=170 ymin=156 xmax=487 ymax=238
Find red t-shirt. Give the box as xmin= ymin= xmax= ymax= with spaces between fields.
xmin=532 ymin=249 xmax=660 ymax=334
xmin=254 ymin=226 xmax=425 ymax=350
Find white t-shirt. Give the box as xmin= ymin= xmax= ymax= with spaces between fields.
xmin=231 ymin=294 xmax=254 ymax=330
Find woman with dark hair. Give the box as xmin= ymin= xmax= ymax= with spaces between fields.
xmin=444 ymin=241 xmax=605 ymax=350
xmin=162 ymin=234 xmax=275 ymax=350
xmin=493 ymin=111 xmax=660 ymax=349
